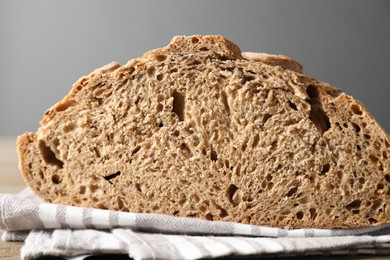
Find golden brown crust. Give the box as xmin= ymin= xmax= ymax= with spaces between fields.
xmin=17 ymin=35 xmax=390 ymax=228
xmin=242 ymin=52 xmax=303 ymax=73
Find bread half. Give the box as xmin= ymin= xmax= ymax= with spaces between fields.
xmin=18 ymin=35 xmax=390 ymax=228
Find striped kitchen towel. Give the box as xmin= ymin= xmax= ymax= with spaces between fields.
xmin=1 ymin=188 xmax=390 ymax=259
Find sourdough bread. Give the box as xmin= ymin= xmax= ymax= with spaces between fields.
xmin=17 ymin=35 xmax=390 ymax=228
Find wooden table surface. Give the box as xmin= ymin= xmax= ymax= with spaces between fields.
xmin=0 ymin=137 xmax=389 ymax=260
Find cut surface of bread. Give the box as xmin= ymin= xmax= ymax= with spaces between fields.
xmin=17 ymin=35 xmax=390 ymax=228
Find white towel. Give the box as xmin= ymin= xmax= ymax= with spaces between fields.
xmin=1 ymin=188 xmax=390 ymax=259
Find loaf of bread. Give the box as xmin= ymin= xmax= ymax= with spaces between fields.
xmin=17 ymin=35 xmax=390 ymax=228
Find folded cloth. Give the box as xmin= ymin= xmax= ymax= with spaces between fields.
xmin=1 ymin=188 xmax=390 ymax=259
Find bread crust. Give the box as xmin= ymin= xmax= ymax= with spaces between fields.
xmin=17 ymin=35 xmax=390 ymax=228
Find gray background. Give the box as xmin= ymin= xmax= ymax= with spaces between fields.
xmin=1 ymin=0 xmax=389 ymax=136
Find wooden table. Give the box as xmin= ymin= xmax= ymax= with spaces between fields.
xmin=0 ymin=137 xmax=389 ymax=260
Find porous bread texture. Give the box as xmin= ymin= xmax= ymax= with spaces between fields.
xmin=17 ymin=35 xmax=390 ymax=228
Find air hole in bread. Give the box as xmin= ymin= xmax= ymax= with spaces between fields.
xmin=38 ymin=170 xmax=44 ymax=179
xmin=299 ymin=196 xmax=308 ymax=204
xmin=283 ymin=119 xmax=297 ymax=126
xmin=241 ymin=139 xmax=248 ymax=152
xmin=135 ymin=183 xmax=142 ymax=193
xmin=93 ymin=83 xmax=107 ymax=96
xmin=178 ymin=198 xmax=188 ymax=207
xmin=377 ymin=183 xmax=385 ymax=190
xmin=287 ymin=187 xmax=298 ymax=197
xmin=116 ymin=197 xmax=124 ymax=209
xmin=212 ymin=185 xmax=221 ymax=191
xmin=38 ymin=140 xmax=64 ymax=169
xmin=243 ymin=216 xmax=252 ymax=224
xmin=199 ymin=47 xmax=209 ymax=52
xmin=191 ymin=36 xmax=199 ymax=43
xmin=296 ymin=211 xmax=304 ymax=220
xmin=382 ymin=151 xmax=387 ymax=159
xmin=97 ymin=204 xmax=107 ymax=210
xmin=352 ymin=123 xmax=361 ymax=133
xmin=278 ymin=215 xmax=286 ymax=222
xmin=234 ymin=163 xmax=242 ymax=176
xmin=261 ymin=73 xmax=269 ymax=80
xmin=172 ymin=90 xmax=185 ymax=122
xmin=227 ymin=184 xmax=239 ymax=207
xmin=336 ymin=172 xmax=345 ymax=182
xmin=346 ymin=199 xmax=361 ymax=210
xmin=156 ymin=74 xmax=163 ymax=81
xmin=306 ymin=85 xmax=330 ymax=135
xmin=63 ymin=123 xmax=75 ymax=133
xmin=188 ymin=59 xmax=201 ymax=66
xmin=205 ymin=213 xmax=214 ymax=221
xmin=242 ymin=75 xmax=255 ymax=84
xmin=309 ymin=208 xmax=317 ymax=220
xmin=261 ymin=180 xmax=267 ymax=189
xmin=147 ymin=66 xmax=156 ymax=78
xmin=372 ymin=199 xmax=384 ymax=212
xmin=190 ymin=194 xmax=200 ymax=203
xmin=351 ymin=104 xmax=363 ymax=115
xmin=210 ymin=146 xmax=218 ymax=161
xmin=321 ymin=163 xmax=330 ymax=175
xmin=369 ymin=218 xmax=378 ymax=224
xmin=252 ymin=134 xmax=260 ymax=148
xmin=173 ymin=210 xmax=179 ymax=216
xmin=104 ymin=171 xmax=121 ymax=184
xmin=95 ymin=97 xmax=104 ymax=105
xmin=352 ymin=209 xmax=360 ymax=214
xmin=51 ymin=174 xmax=61 ymax=184
xmin=288 ymin=100 xmax=298 ymax=110
xmin=131 ymin=146 xmax=141 ymax=156
xmin=155 ymin=103 xmax=163 ymax=112
xmin=219 ymin=208 xmax=228 ymax=218
xmin=199 ymin=205 xmax=207 ymax=212
xmin=79 ymin=186 xmax=86 ymax=195
xmin=155 ymin=54 xmax=167 ymax=62
xmin=181 ymin=143 xmax=192 ymax=157
xmin=89 ymin=185 xmax=100 ymax=193
xmin=121 ymin=79 xmax=129 ymax=85
xmin=356 ymin=145 xmax=361 ymax=151
xmin=280 ymin=209 xmax=291 ymax=216
xmin=364 ymin=134 xmax=371 ymax=140
xmin=73 ymin=199 xmax=82 ymax=204
xmin=262 ymin=113 xmax=272 ymax=125
xmin=220 ymin=90 xmax=230 ymax=115
xmin=369 ymin=154 xmax=383 ymax=171
xmin=271 ymin=140 xmax=277 ymax=150
xmin=384 ymin=174 xmax=390 ymax=183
